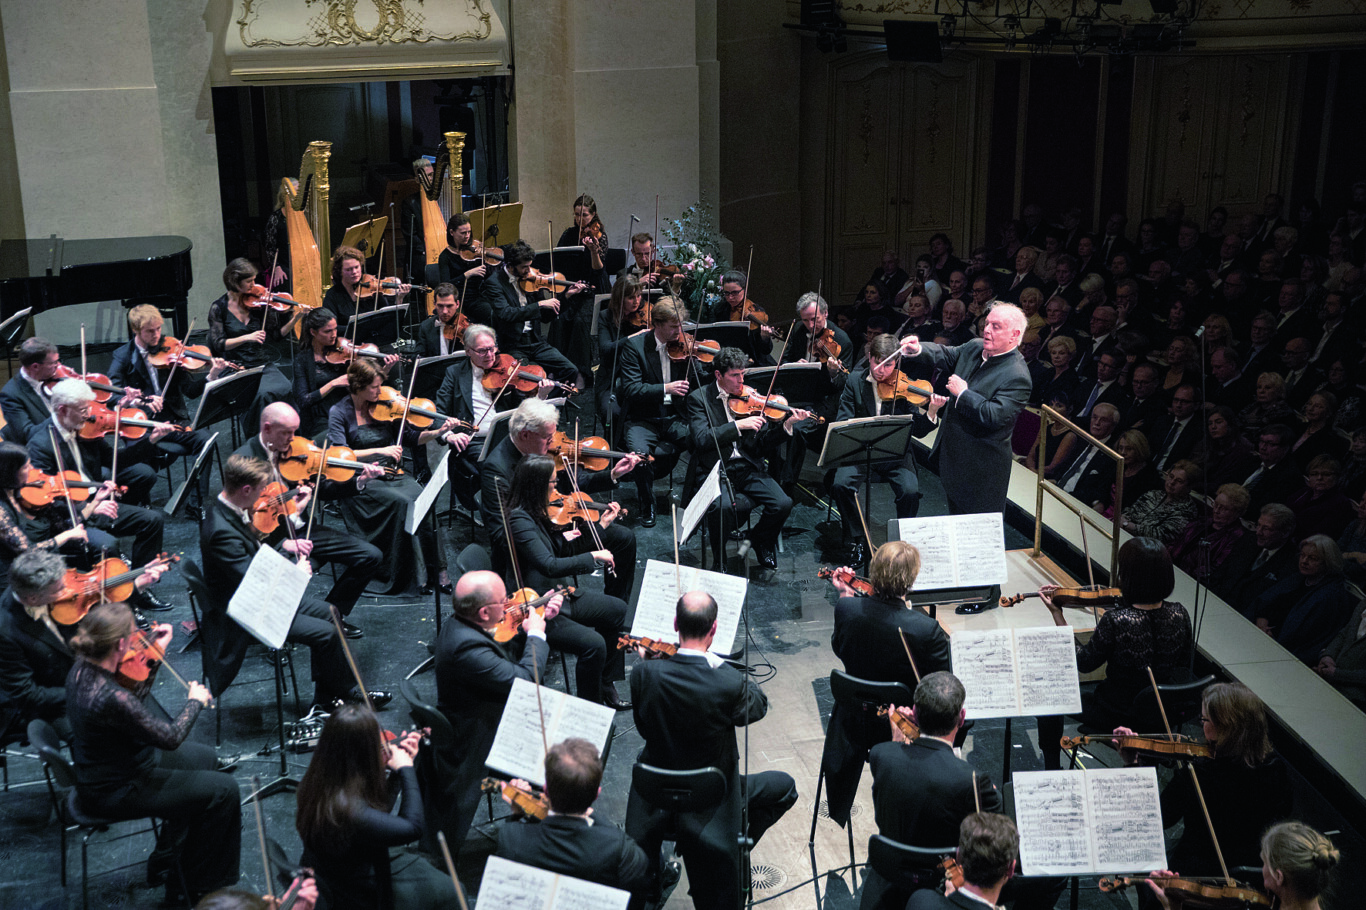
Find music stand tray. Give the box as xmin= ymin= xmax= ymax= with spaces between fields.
xmin=164 ymin=431 xmax=220 ymax=519
xmin=818 ymin=415 xmax=920 ymax=568
xmin=347 ymin=304 xmax=408 ymax=344
xmin=743 ymin=362 xmax=831 ymax=404
xmin=191 ymin=367 xmax=264 ymax=431
xmin=340 ymin=217 xmax=389 ymax=258
xmin=411 ymin=351 xmax=466 ymax=400
xmin=467 ymin=202 xmax=524 ymax=247
xmin=477 ymin=409 xmax=517 ymax=463
xmin=693 ymin=321 xmax=750 ymax=350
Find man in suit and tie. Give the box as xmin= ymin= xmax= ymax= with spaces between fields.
xmin=1270 ymin=279 xmax=1320 ymax=348
xmin=1278 ymin=337 xmax=1323 ymax=409
xmin=998 ymin=247 xmax=1045 ymax=306
xmin=1211 ymin=504 xmax=1298 ymax=609
xmin=1206 ymin=346 xmax=1252 ymax=411
xmin=1073 ymin=305 xmax=1119 ymax=380
xmin=1121 ymin=363 xmax=1168 ymax=433
xmin=617 ymin=297 xmax=696 ymax=527
xmin=907 ymin=814 xmax=1020 ymax=910
xmin=1071 ymin=350 xmax=1130 ymax=421
xmin=474 ymin=239 xmax=583 ymax=388
xmin=1044 ymin=255 xmax=1083 ymax=310
xmin=1251 ymin=192 xmax=1288 ymax=255
xmin=626 ymin=591 xmax=798 ymax=910
xmin=1096 ymin=212 xmax=1133 ymax=269
xmin=495 ymin=738 xmax=652 ymax=899
xmin=414 ymin=282 xmax=465 ymax=372
xmin=1239 ymin=424 xmax=1303 ymax=514
xmin=1146 ymin=385 xmax=1202 ymax=473
xmin=0 ymin=338 xmax=63 ymax=444
xmin=1241 ymin=310 xmax=1281 ymax=381
xmin=1056 ymin=404 xmax=1121 ymax=507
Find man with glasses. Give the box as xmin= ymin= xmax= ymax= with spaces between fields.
xmin=1122 ymin=362 xmax=1166 ymax=432
xmin=1278 ymin=336 xmax=1322 ymax=409
xmin=709 ymin=269 xmax=776 ymax=367
xmin=1146 ymin=384 xmax=1202 ymax=472
xmin=1240 ymin=424 xmax=1302 ymax=514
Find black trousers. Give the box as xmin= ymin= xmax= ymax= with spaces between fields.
xmin=832 ymin=458 xmax=920 ymax=544
xmin=445 ymin=435 xmax=488 ymax=514
xmin=623 ymin=414 xmax=691 ymax=506
xmin=509 ymin=338 xmax=579 ymax=387
xmin=86 ymin=502 xmax=165 ymax=568
xmin=291 ymin=597 xmax=358 ymax=703
xmin=100 ymin=462 xmax=158 ymax=508
xmin=306 ymin=524 xmax=382 ymax=615
xmin=79 ymin=741 xmax=240 ymax=900
xmin=546 ymin=592 xmax=629 ymax=698
xmin=706 ymin=462 xmax=793 ymax=563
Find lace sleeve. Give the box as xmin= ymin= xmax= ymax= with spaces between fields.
xmin=91 ymin=674 xmax=202 ymax=751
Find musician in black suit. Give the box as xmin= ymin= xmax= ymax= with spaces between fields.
xmin=616 ymin=297 xmax=696 ymax=526
xmin=433 ymin=323 xmax=518 ymax=517
xmin=1210 ymin=503 xmax=1299 ymax=607
xmin=415 ymin=283 xmax=465 ymax=360
xmin=820 ymin=541 xmax=950 ymax=829
xmin=832 ymin=334 xmax=940 ymax=564
xmin=0 ymin=550 xmax=79 ymax=739
xmin=687 ymin=346 xmax=807 ymax=570
xmin=197 ymin=454 xmax=375 ymax=707
xmin=906 ymin=813 xmax=1019 ymax=910
xmin=474 ymin=239 xmax=581 ymax=388
xmin=0 ymin=338 xmax=62 ymax=444
xmin=778 ymin=292 xmax=854 ymax=482
xmin=864 ymin=672 xmax=1002 ymax=910
xmin=496 ymin=738 xmax=652 ymax=900
xmin=232 ymin=402 xmax=382 ymax=634
xmin=432 ymin=569 xmax=555 ymax=855
xmin=625 ymin=592 xmax=798 ymax=910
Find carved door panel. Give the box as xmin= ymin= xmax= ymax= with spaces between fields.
xmin=1205 ymin=55 xmax=1288 ymax=212
xmin=1139 ymin=56 xmax=1221 ymax=216
xmin=896 ymin=59 xmax=978 ymax=268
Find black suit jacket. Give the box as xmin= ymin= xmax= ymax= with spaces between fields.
xmin=1241 ymin=458 xmax=1303 ymax=514
xmin=686 ymin=383 xmax=787 ymax=476
xmin=1057 ymin=434 xmax=1119 ymax=508
xmin=1070 ymin=378 xmax=1130 ymax=420
xmin=197 ymin=497 xmax=279 ymax=695
xmin=1271 ymin=306 xmax=1321 ymax=349
xmin=1072 ymin=334 xmax=1120 ymax=380
xmin=0 ymin=374 xmax=53 ymax=444
xmin=476 ymin=266 xmax=553 ymax=351
xmin=0 ymin=590 xmax=73 ymax=734
xmin=1211 ymin=538 xmax=1298 ymax=609
xmin=415 ymin=316 xmax=451 ymax=359
xmin=997 ymin=272 xmax=1045 ymax=305
xmin=1145 ymin=414 xmax=1201 ymax=471
xmin=618 ymin=332 xmax=691 ymax=420
xmin=26 ymin=416 xmax=156 ymax=482
xmin=908 ymin=889 xmax=987 ymax=910
xmin=434 ymin=358 xmax=512 ymax=430
xmin=496 ymin=815 xmax=652 ymax=899
xmin=108 ymin=339 xmax=207 ymax=422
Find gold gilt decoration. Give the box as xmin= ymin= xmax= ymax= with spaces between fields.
xmin=840 ymin=1 xmax=935 ymax=14
xmin=1176 ymin=66 xmax=1193 ymax=149
xmin=1238 ymin=62 xmax=1257 ymax=142
xmin=237 ymin=0 xmax=492 ymax=48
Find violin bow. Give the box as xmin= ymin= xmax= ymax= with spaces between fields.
xmin=547 ymin=220 xmax=556 ymax=304
xmin=562 ymin=421 xmax=613 ymax=577
xmin=158 ymin=317 xmax=195 ymax=410
xmin=853 ymin=490 xmax=875 ymax=556
xmin=672 ymin=503 xmax=682 ymax=593
xmin=897 ymin=628 xmax=922 ymax=684
xmin=47 ymin=426 xmax=83 ymax=535
xmin=436 ymin=831 xmax=472 ymax=910
xmin=136 ymin=625 xmax=190 ymax=691
xmin=972 ymin=771 xmax=981 ymax=813
xmin=303 ymin=442 xmax=328 ymax=543
xmin=250 ymin=775 xmax=277 ymax=903
xmin=329 ymin=604 xmax=373 ymax=712
xmin=109 ymin=408 xmax=122 ymax=491
xmin=99 ymin=547 xmax=109 ymax=605
xmin=1187 ymin=763 xmax=1234 ymax=884
xmin=1078 ymin=512 xmax=1101 ymax=626
xmin=395 ymin=364 xmax=419 ymax=465
xmin=267 ymin=458 xmax=308 ymax=566
xmin=80 ymin=324 xmax=88 ymax=379
xmin=1146 ymin=666 xmax=1176 ymax=742
xmin=651 ymin=195 xmax=659 ymax=275
xmin=496 ymin=480 xmax=550 ymax=756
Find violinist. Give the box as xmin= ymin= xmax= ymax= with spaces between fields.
xmin=64 ymin=601 xmax=239 ymax=905
xmin=0 ymin=442 xmax=90 ymax=583
xmin=437 ymin=212 xmax=488 ymax=307
xmin=0 ymin=337 xmax=65 ymax=444
xmin=206 ymin=257 xmax=298 ymax=433
xmin=617 ymin=297 xmax=695 ymax=527
xmin=558 ymin=193 xmax=609 ymax=278
xmin=620 ymin=232 xmax=662 ymax=288
xmin=328 ymin=360 xmax=452 ymax=596
xmin=832 ymin=334 xmax=944 ymax=565
xmin=505 ymin=455 xmax=632 ymax=707
xmin=596 ymin=275 xmax=651 ymax=429
xmin=712 ymin=269 xmax=776 ymax=367
xmin=687 ymin=346 xmax=807 ymax=570
xmin=323 ymin=245 xmax=410 ymax=344
xmin=232 ymin=403 xmax=383 ymax=637
xmin=199 ymin=455 xmax=384 ymax=707
xmin=906 ymin=813 xmax=1019 ymax=910
xmin=292 ymin=307 xmax=399 ymax=438
xmin=28 ymin=380 xmax=171 ymax=612
xmin=109 ymin=304 xmax=229 ymax=424
xmin=822 ymin=541 xmax=950 ymax=830
xmin=416 ymin=282 xmax=465 ymax=358
xmin=433 ymin=324 xmax=517 ymax=518
xmin=1035 ymin=537 xmax=1193 ymax=770
xmin=474 ymin=238 xmax=583 ymax=389
xmin=776 ymin=292 xmax=854 ymax=483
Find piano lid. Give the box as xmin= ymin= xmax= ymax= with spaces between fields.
xmin=0 ymin=235 xmax=193 ymax=315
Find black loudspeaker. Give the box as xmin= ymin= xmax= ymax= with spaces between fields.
xmin=884 ymin=19 xmax=943 ymax=63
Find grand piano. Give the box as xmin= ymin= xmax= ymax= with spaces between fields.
xmin=0 ymin=234 xmax=193 ymax=338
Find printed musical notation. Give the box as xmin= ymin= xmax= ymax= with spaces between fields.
xmin=479 ymin=856 xmax=630 ymax=910
xmin=485 ymin=679 xmax=615 ymax=788
xmin=893 ymin=513 xmax=1007 ymax=589
xmin=950 ymin=626 xmax=1082 ymax=719
xmin=1013 ymin=769 xmax=1166 ymax=875
xmin=629 ymin=559 xmax=747 ymax=656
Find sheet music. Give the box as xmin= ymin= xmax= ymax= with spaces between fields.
xmin=678 ymin=462 xmax=721 ymax=543
xmin=1013 ymin=768 xmax=1165 ymax=875
xmin=485 ymin=678 xmax=614 ymax=788
xmin=893 ymin=513 xmax=1007 ymax=589
xmin=406 ymin=449 xmax=450 ymax=534
xmin=951 ymin=626 xmax=1081 ymax=718
xmin=227 ymin=546 xmax=310 ymax=650
xmin=629 ymin=559 xmax=746 ymax=655
xmin=478 ymin=856 xmax=630 ymax=910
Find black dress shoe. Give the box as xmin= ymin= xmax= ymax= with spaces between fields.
xmin=136 ymin=590 xmax=174 ymax=612
xmin=419 ymin=580 xmax=454 ymax=596
xmin=601 ymin=685 xmax=632 ymax=711
xmin=757 ymin=548 xmax=778 ymax=570
xmin=638 ymin=501 xmax=656 ymax=528
xmin=215 ymin=752 xmax=244 ymax=772
xmin=341 ymin=621 xmax=364 ymax=640
xmin=341 ymin=688 xmax=392 ymax=709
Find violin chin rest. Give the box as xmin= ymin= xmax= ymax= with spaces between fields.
xmin=954 ymin=601 xmax=996 ymax=615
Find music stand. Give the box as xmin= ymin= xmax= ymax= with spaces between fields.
xmin=742 ymin=362 xmax=831 ymax=404
xmin=693 ymin=321 xmax=750 ymax=351
xmin=347 ymin=303 xmax=407 ymax=346
xmin=818 ymin=415 xmax=919 ymax=569
xmin=341 ymin=217 xmax=389 ymax=260
xmin=477 ymin=409 xmax=516 ymax=463
xmin=412 ymin=351 xmax=466 ymax=401
xmin=191 ymin=366 xmax=264 ymax=448
xmin=590 ymin=289 xmax=663 ymax=337
xmin=164 ymin=431 xmax=219 ymax=519
xmin=467 ymin=201 xmax=524 ymax=248
xmin=0 ymin=306 xmax=31 ymax=374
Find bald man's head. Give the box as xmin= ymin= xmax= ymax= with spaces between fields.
xmin=259 ymin=402 xmax=302 ymax=452
xmin=454 ymin=570 xmax=506 ymax=624
xmin=676 ymin=591 xmax=718 ymax=645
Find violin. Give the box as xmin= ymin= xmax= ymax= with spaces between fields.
xmin=665 ymin=335 xmax=721 ymax=362
xmin=518 ymin=268 xmax=584 ymax=297
xmin=459 ymin=243 xmax=504 ymax=267
xmin=817 ymin=566 xmax=873 ymax=597
xmin=616 ymin=634 xmax=678 ymax=658
xmin=730 ymin=298 xmax=786 ymax=340
xmin=546 ymin=431 xmax=650 ymax=473
xmin=242 ymin=283 xmax=303 ymax=312
xmin=1098 ymin=875 xmax=1270 ymax=909
xmin=481 ymin=778 xmax=549 ymax=820
xmin=44 ymin=364 xmax=129 ymax=403
xmin=116 ymin=624 xmax=171 ymax=695
xmin=1000 ymin=586 xmax=1121 ymax=608
xmin=876 ymin=371 xmax=934 ymax=406
xmin=323 ymin=337 xmax=405 ymax=365
xmin=547 ymin=491 xmax=627 ymax=527
xmin=813 ymin=328 xmax=849 ymax=374
xmin=80 ymin=403 xmax=188 ymax=440
xmin=492 ymin=585 xmax=574 ymax=644
xmin=877 ymin=705 xmax=921 ymax=741
xmin=146 ymin=336 xmax=239 ymax=371
xmin=940 ymin=856 xmax=965 ymax=891
xmin=277 ymin=436 xmax=401 ymax=484
xmin=623 ymin=299 xmax=653 ymax=332
xmin=727 ymin=387 xmax=823 ymax=425
xmin=440 ymin=309 xmax=470 ymax=344
xmin=357 ymin=275 xmax=425 ymax=297
xmin=481 ymin=353 xmax=578 ymax=395
xmin=250 ymin=481 xmax=309 ymax=535
xmin=19 ymin=466 xmax=123 ymax=508
xmin=1059 ymin=733 xmax=1214 ymax=761
xmin=580 ymin=220 xmax=606 ymax=252
xmin=49 ymin=553 xmax=180 ymax=626
xmin=366 ymin=386 xmax=475 ymax=432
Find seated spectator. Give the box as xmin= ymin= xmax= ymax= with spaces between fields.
xmin=1192 ymin=406 xmax=1258 ymax=495
xmin=1336 ymin=488 xmax=1366 ymax=584
xmin=1018 ymin=286 xmax=1046 ymax=334
xmin=1315 ymin=594 xmax=1366 ymax=710
xmin=1030 ymin=336 xmax=1079 ymax=406
xmin=1342 ymin=429 xmax=1366 ymax=500
xmin=1097 ymin=429 xmax=1161 ymax=516
xmin=1249 ymin=535 xmax=1357 ymax=665
xmin=1017 ymin=330 xmax=1043 ymax=366
xmin=1158 ymin=335 xmax=1201 ymax=394
xmin=1318 ymin=359 xmax=1364 ymax=434
xmin=1237 ymin=373 xmax=1298 ymax=446
xmin=1169 ymin=484 xmax=1251 ymax=583
xmin=1023 ymin=393 xmax=1081 ymax=479
xmin=1290 ymin=392 xmax=1348 ymax=471
xmin=1287 ymin=455 xmax=1356 ymax=542
xmin=1154 ymin=302 xmax=1199 ymax=355
xmin=1118 ymin=460 xmax=1202 ymax=545
xmin=1199 ymin=313 xmax=1234 ymax=361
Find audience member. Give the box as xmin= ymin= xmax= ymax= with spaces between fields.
xmin=1169 ymin=484 xmax=1251 ymax=583
xmin=1248 ymin=535 xmax=1356 ymax=664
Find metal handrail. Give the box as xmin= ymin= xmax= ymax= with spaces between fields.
xmin=1030 ymin=404 xmax=1124 ymax=580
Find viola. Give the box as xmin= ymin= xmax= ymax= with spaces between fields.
xmin=146 ymin=336 xmax=239 ymax=371
xmin=366 ymin=386 xmax=474 ymax=432
xmin=817 ymin=566 xmax=873 ymax=597
xmin=727 ymin=387 xmax=823 ymax=425
xmin=80 ymin=403 xmax=189 ymax=441
xmin=323 ymin=337 xmax=404 ymax=365
xmin=481 ymin=353 xmax=578 ymax=396
xmin=547 ymin=491 xmax=627 ymax=527
xmin=19 ymin=466 xmax=123 ymax=508
xmin=250 ymin=481 xmax=309 ymax=535
xmin=876 ymin=371 xmax=933 ymax=406
xmin=877 ymin=705 xmax=921 ymax=740
xmin=1098 ymin=875 xmax=1270 ymax=909
xmin=356 ymin=274 xmax=423 ymax=297
xmin=116 ymin=624 xmax=171 ymax=694
xmin=547 ymin=431 xmax=650 ymax=473
xmin=242 ymin=283 xmax=303 ymax=312
xmin=480 ymin=778 xmax=549 ymax=820
xmin=616 ymin=634 xmax=679 ymax=658
xmin=44 ymin=364 xmax=129 ymax=403
xmin=518 ymin=268 xmax=582 ymax=296
xmin=1060 ymin=733 xmax=1214 ymax=761
xmin=813 ymin=328 xmax=849 ymax=374
xmin=459 ymin=243 xmax=504 ymax=267
xmin=1000 ymin=586 xmax=1121 ymax=608
xmin=492 ymin=585 xmax=574 ymax=644
xmin=730 ymin=298 xmax=786 ymax=340
xmin=277 ymin=436 xmax=400 ymax=484
xmin=50 ymin=553 xmax=180 ymax=626
xmin=665 ymin=335 xmax=721 ymax=362
xmin=623 ymin=300 xmax=653 ymax=332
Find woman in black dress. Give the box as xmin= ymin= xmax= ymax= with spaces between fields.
xmin=206 ymin=257 xmax=298 ymax=434
xmin=65 ymin=602 xmax=238 ymax=904
xmin=436 ymin=212 xmax=489 ymax=308
xmin=323 ymin=245 xmax=410 ymax=345
xmin=1035 ymin=537 xmax=1193 ymax=769
xmin=328 ymin=359 xmax=451 ymax=595
xmin=551 ymin=194 xmax=611 ymax=380
xmin=596 ymin=275 xmax=650 ymax=432
xmin=296 ymin=704 xmax=457 ymax=910
xmin=292 ymin=308 xmax=354 ymax=439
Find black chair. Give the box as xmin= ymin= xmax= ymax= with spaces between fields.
xmin=455 ymin=542 xmax=491 ymax=575
xmin=809 ymin=670 xmax=914 ymax=871
xmin=631 ymin=761 xmax=728 ymax=896
xmin=861 ymin=833 xmax=953 ymax=910
xmin=28 ymin=719 xmax=189 ymax=909
xmin=1068 ymin=674 xmax=1217 ymax=768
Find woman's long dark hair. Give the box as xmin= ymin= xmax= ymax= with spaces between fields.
xmin=1116 ymin=536 xmax=1175 ymax=605
xmin=507 ymin=454 xmax=556 ymax=526
xmin=295 ymin=704 xmax=388 ymax=854
xmin=0 ymin=441 xmax=30 ymax=491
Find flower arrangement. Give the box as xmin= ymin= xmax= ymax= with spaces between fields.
xmin=659 ymin=204 xmax=730 ymax=313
